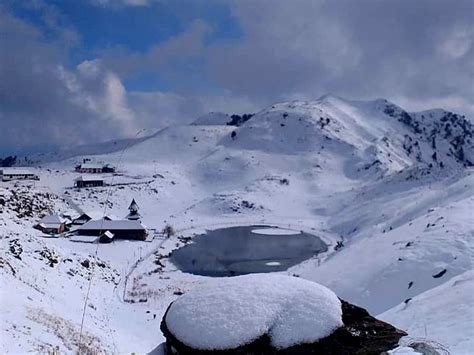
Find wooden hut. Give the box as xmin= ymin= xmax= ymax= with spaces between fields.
xmin=34 ymin=215 xmax=65 ymax=234
xmin=75 ymin=176 xmax=104 ymax=188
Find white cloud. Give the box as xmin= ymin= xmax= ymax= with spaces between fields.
xmin=103 ymin=72 xmax=136 ymax=134
xmin=90 ymin=0 xmax=156 ymax=8
xmin=438 ymin=27 xmax=473 ymax=59
xmin=393 ymin=95 xmax=474 ymax=122
xmin=200 ymin=0 xmax=474 ymax=118
xmin=58 ymin=60 xmax=138 ymax=137
xmin=2 ymin=0 xmax=474 ymax=154
xmin=77 ymin=59 xmax=102 ymax=78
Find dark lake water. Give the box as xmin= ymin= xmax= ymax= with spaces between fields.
xmin=170 ymin=225 xmax=328 ymax=277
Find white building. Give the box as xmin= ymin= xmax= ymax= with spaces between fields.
xmin=74 ymin=161 xmax=115 ymax=174
xmin=0 ymin=168 xmax=39 ymax=181
xmin=75 ymin=163 xmax=104 ymax=174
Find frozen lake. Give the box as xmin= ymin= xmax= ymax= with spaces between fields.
xmin=170 ymin=225 xmax=327 ymax=276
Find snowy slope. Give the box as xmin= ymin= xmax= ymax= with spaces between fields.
xmin=191 ymin=112 xmax=231 ymax=126
xmin=381 ymin=270 xmax=474 ymax=354
xmin=297 ymin=171 xmax=474 ymax=314
xmin=1 ymin=95 xmax=473 ymax=354
xmin=19 ymin=132 xmax=158 ymax=166
xmin=224 ymin=96 xmax=472 ymax=174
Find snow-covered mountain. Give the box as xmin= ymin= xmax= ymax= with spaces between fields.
xmin=1 ymin=95 xmax=473 ymax=354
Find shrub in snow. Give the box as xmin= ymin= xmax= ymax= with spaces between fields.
xmin=160 ymin=274 xmax=406 ymax=354
xmin=162 ymin=224 xmax=175 ymax=238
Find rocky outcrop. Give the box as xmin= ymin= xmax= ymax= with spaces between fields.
xmin=160 ymin=299 xmax=407 ymax=355
xmin=384 ymin=103 xmax=474 ymax=167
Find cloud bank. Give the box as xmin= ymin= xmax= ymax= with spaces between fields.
xmin=1 ymin=0 xmax=473 ymax=154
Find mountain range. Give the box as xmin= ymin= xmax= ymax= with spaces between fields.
xmin=1 ymin=95 xmax=472 ymax=354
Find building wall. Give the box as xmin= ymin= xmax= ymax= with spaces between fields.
xmin=79 ymin=168 xmax=102 ymax=173
xmin=79 ymin=229 xmax=147 ymax=240
xmin=102 ymin=167 xmax=115 ymax=173
xmin=2 ymin=174 xmax=38 ymax=181
xmin=36 ymin=224 xmax=65 ymax=234
xmin=76 ymin=181 xmax=104 ymax=188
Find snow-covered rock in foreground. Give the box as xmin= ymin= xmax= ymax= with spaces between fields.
xmin=163 ymin=274 xmax=343 ymax=350
xmin=161 ymin=274 xmax=408 ymax=354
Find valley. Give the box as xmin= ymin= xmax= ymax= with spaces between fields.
xmin=1 ymin=95 xmax=473 ymax=354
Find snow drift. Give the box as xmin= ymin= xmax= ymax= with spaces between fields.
xmin=163 ymin=274 xmax=343 ymax=350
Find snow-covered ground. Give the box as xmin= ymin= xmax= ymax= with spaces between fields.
xmin=1 ymin=95 xmax=473 ymax=354
xmin=381 ymin=270 xmax=474 ymax=354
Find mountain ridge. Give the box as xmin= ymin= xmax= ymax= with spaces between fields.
xmin=1 ymin=95 xmax=473 ymax=353
xmin=19 ymin=95 xmax=473 ymax=172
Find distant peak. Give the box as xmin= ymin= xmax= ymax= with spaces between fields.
xmin=371 ymin=98 xmax=390 ymax=105
xmin=317 ymin=94 xmax=345 ymax=103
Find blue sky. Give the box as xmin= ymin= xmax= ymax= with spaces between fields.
xmin=7 ymin=0 xmax=242 ymax=92
xmin=10 ymin=1 xmax=242 ymax=50
xmin=0 ymin=0 xmax=473 ymax=155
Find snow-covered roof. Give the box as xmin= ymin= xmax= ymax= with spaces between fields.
xmin=164 ymin=274 xmax=343 ymax=350
xmin=69 ymin=212 xmax=84 ymax=220
xmin=82 ymin=211 xmax=118 ymax=220
xmin=38 ymin=215 xmax=63 ymax=225
xmin=69 ymin=235 xmax=99 ymax=243
xmin=128 ymin=199 xmax=139 ymax=210
xmin=78 ymin=219 xmax=145 ymax=231
xmin=101 ymin=230 xmax=115 ymax=239
xmin=1 ymin=168 xmax=36 ymax=175
xmin=125 ymin=213 xmax=141 ymax=220
xmin=38 ymin=223 xmax=63 ymax=229
xmin=79 ymin=163 xmax=104 ymax=169
xmin=75 ymin=176 xmax=104 ymax=182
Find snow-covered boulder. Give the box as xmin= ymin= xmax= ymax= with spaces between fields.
xmin=160 ymin=274 xmax=406 ymax=354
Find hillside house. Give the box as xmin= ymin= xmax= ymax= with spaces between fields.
xmin=102 ymin=164 xmax=115 ymax=173
xmin=75 ymin=163 xmax=103 ymax=173
xmin=75 ymin=162 xmax=115 ymax=174
xmin=75 ymin=176 xmax=104 ymax=188
xmin=1 ymin=168 xmax=39 ymax=181
xmin=72 ymin=212 xmax=107 ymax=225
xmin=76 ymin=220 xmax=147 ymax=240
xmin=34 ymin=215 xmax=65 ymax=234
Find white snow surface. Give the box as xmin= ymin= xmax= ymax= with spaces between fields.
xmin=380 ymin=270 xmax=474 ymax=354
xmin=251 ymin=227 xmax=300 ymax=235
xmin=1 ymin=96 xmax=473 ymax=353
xmin=165 ymin=274 xmax=343 ymax=350
xmin=265 ymin=261 xmax=282 ymax=266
